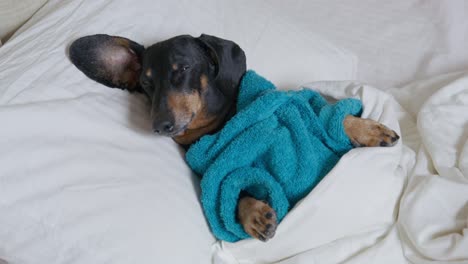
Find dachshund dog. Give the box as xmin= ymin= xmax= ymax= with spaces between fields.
xmin=69 ymin=34 xmax=399 ymax=242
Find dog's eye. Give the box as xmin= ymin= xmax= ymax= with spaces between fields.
xmin=141 ymin=79 xmax=150 ymax=87
xmin=181 ymin=65 xmax=190 ymax=72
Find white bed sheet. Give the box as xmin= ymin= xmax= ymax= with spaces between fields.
xmin=0 ymin=1 xmax=467 ymax=264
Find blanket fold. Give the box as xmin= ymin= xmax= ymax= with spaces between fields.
xmin=186 ymin=71 xmax=362 ymax=242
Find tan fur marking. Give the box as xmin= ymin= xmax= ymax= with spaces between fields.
xmin=173 ymin=116 xmax=221 ymax=145
xmin=145 ymin=68 xmax=152 ymax=77
xmin=167 ymin=92 xmax=202 ymax=130
xmin=172 ymin=64 xmax=178 ymax=70
xmin=169 ymin=81 xmax=232 ymax=145
xmin=173 ymin=100 xmax=233 ymax=145
xmin=173 ymin=103 xmax=220 ymax=145
xmin=170 ymin=86 xmax=232 ymax=145
xmin=200 ymin=74 xmax=209 ymax=90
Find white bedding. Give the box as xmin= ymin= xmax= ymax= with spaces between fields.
xmin=214 ymin=73 xmax=468 ymax=264
xmin=0 ymin=1 xmax=467 ymax=263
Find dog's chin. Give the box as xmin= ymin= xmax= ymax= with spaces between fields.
xmin=169 ymin=116 xmax=195 ymax=137
xmin=166 ymin=124 xmax=189 ymax=138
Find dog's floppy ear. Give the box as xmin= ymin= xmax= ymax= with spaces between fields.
xmin=197 ymin=34 xmax=246 ymax=100
xmin=69 ymin=34 xmax=144 ymax=92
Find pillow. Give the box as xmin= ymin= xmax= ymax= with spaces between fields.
xmin=0 ymin=0 xmax=47 ymax=42
xmin=0 ymin=0 xmax=356 ymax=263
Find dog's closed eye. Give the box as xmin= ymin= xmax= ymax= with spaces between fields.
xmin=141 ymin=79 xmax=151 ymax=86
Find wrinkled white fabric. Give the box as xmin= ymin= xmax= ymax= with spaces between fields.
xmin=214 ymin=73 xmax=468 ymax=264
xmin=397 ymin=72 xmax=468 ymax=264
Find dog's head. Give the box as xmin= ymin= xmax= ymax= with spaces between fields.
xmin=69 ymin=34 xmax=246 ymax=144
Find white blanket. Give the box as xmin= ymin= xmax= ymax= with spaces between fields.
xmin=214 ymin=73 xmax=468 ymax=264
xmin=396 ymin=72 xmax=468 ymax=264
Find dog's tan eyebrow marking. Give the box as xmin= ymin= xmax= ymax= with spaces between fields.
xmin=200 ymin=74 xmax=208 ymax=90
xmin=172 ymin=64 xmax=178 ymax=70
xmin=145 ymin=68 xmax=152 ymax=77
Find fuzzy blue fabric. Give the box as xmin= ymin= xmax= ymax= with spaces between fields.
xmin=185 ymin=70 xmax=362 ymax=242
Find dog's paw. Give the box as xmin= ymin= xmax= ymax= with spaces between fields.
xmin=344 ymin=116 xmax=400 ymax=147
xmin=237 ymin=196 xmax=277 ymax=242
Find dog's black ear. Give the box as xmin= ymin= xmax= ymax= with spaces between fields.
xmin=197 ymin=34 xmax=246 ymax=100
xmin=69 ymin=34 xmax=144 ymax=92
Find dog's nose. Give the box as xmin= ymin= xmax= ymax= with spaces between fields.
xmin=153 ymin=120 xmax=174 ymax=134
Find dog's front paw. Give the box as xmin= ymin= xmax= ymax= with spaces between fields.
xmin=344 ymin=116 xmax=400 ymax=147
xmin=237 ymin=196 xmax=277 ymax=242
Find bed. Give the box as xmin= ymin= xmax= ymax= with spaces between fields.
xmin=0 ymin=1 xmax=467 ymax=263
